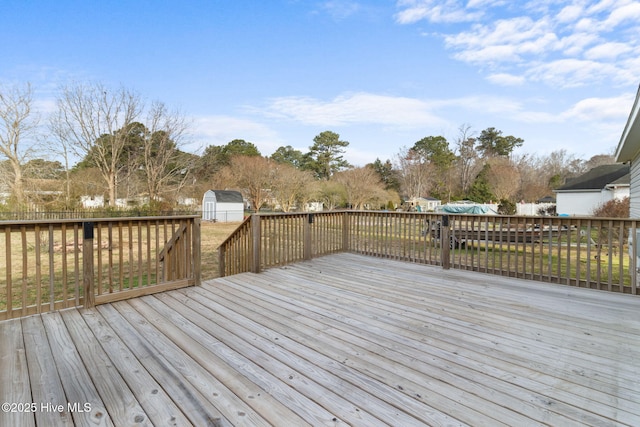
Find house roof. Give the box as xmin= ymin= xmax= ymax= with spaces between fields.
xmin=554 ymin=164 xmax=630 ymax=192
xmin=615 ymin=84 xmax=640 ymax=162
xmin=608 ymin=173 xmax=630 ymax=187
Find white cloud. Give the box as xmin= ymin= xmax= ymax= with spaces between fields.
xmin=319 ymin=1 xmax=361 ymax=20
xmin=574 ymin=17 xmax=597 ymax=32
xmin=489 ymin=93 xmax=635 ymax=125
xmin=562 ymin=94 xmax=635 ymax=122
xmin=556 ymin=4 xmax=584 ymax=23
xmin=528 ymin=59 xmax=626 ymax=87
xmin=604 ymin=1 xmax=640 ymax=27
xmin=556 ymin=32 xmax=600 ymax=56
xmin=437 ymin=92 xmax=633 ymax=127
xmin=441 ymin=95 xmax=525 ymax=116
xmin=396 ymin=0 xmax=640 ymax=89
xmin=466 ymin=0 xmax=507 ymax=8
xmin=257 ymin=92 xmax=448 ymax=128
xmin=452 ymin=44 xmax=521 ymax=63
xmin=445 ymin=16 xmax=558 ymax=63
xmin=486 ymin=73 xmax=526 ymax=86
xmin=584 ymin=42 xmax=633 ymax=60
xmin=394 ymin=0 xmax=483 ymax=24
xmin=586 ymin=0 xmax=619 ymax=15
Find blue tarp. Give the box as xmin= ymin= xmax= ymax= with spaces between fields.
xmin=440 ymin=205 xmax=490 ymax=214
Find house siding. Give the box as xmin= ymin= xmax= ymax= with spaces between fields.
xmin=556 ymin=191 xmax=612 ymax=216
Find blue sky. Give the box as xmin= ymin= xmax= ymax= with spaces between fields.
xmin=1 ymin=0 xmax=639 ymax=166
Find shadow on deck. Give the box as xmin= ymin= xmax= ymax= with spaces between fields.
xmin=1 ymin=253 xmax=639 ymax=426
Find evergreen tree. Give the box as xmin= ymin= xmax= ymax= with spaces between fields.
xmin=369 ymin=158 xmax=401 ymax=192
xmin=467 ymin=164 xmax=494 ymax=202
xmin=477 ymin=127 xmax=523 ymax=157
xmin=305 ymin=131 xmax=351 ymax=180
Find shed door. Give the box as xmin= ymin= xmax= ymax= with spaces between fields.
xmin=204 ymin=201 xmax=216 ymax=221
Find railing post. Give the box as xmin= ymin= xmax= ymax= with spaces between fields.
xmin=82 ymin=221 xmax=95 ymax=308
xmin=251 ymin=214 xmax=262 ymax=273
xmin=192 ymin=217 xmax=202 ymax=285
xmin=342 ymin=211 xmax=350 ymax=252
xmin=304 ymin=213 xmax=313 ymax=260
xmin=218 ymin=244 xmax=226 ymax=278
xmin=441 ymin=215 xmax=451 ymax=270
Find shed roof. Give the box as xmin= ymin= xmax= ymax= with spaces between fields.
xmin=205 ymin=190 xmax=244 ymax=203
xmin=554 ymin=164 xmax=629 ymax=192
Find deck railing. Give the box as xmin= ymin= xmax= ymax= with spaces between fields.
xmin=0 ymin=215 xmax=201 ymax=320
xmin=218 ymin=211 xmax=639 ymax=295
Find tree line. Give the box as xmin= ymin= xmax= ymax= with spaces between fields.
xmin=0 ymin=82 xmax=613 ymax=212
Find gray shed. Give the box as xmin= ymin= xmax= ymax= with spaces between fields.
xmin=202 ymin=190 xmax=244 ymax=222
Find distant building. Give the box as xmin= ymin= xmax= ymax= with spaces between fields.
xmin=80 ymin=195 xmax=105 ymax=208
xmin=202 ymin=190 xmax=244 ymax=222
xmin=553 ymin=164 xmax=629 ymax=216
xmin=408 ymin=197 xmax=441 ymax=212
xmin=305 ymin=202 xmax=324 ymax=212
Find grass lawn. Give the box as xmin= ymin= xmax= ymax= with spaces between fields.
xmin=200 ymin=220 xmax=243 ymax=279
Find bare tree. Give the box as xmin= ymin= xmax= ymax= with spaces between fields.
xmin=316 ymin=180 xmax=346 ymax=210
xmin=222 ymin=156 xmax=273 ymax=211
xmin=453 ymin=124 xmax=479 ymax=196
xmin=334 ymin=167 xmax=387 ymax=210
xmin=270 ymin=163 xmax=314 ymax=212
xmin=541 ymin=149 xmax=584 ymax=189
xmin=513 ymin=154 xmax=549 ymax=202
xmin=0 ymin=83 xmax=38 ymax=207
xmin=67 ymin=166 xmax=104 ymax=204
xmin=50 ymin=106 xmax=79 ymax=208
xmin=56 ymin=136 xmax=75 ymax=208
xmin=141 ymin=102 xmax=190 ymax=203
xmin=21 ymin=159 xmax=66 ymax=208
xmin=584 ymin=153 xmax=614 ymax=170
xmin=54 ymin=83 xmax=142 ymax=206
xmin=395 ymin=146 xmax=431 ymax=199
xmin=485 ymin=158 xmax=521 ymax=201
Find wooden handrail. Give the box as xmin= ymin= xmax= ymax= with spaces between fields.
xmin=218 ymin=211 xmax=639 ymax=295
xmin=217 ymin=215 xmax=251 ymax=248
xmin=0 ymin=215 xmax=201 ymax=320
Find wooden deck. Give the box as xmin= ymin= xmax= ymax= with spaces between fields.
xmin=1 ymin=253 xmax=639 ymax=426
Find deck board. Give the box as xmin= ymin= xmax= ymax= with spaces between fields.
xmin=40 ymin=312 xmax=112 ymax=426
xmin=96 ymin=303 xmax=232 ymax=427
xmin=79 ymin=307 xmax=192 ymax=426
xmin=1 ymin=253 xmax=639 ymax=426
xmin=22 ymin=315 xmax=74 ymax=427
xmin=0 ymin=317 xmax=34 ymax=427
xmin=218 ymin=271 xmax=593 ymax=426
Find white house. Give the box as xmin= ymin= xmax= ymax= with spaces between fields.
xmin=408 ymin=197 xmax=441 ymax=212
xmin=80 ymin=195 xmax=105 ymax=208
xmin=305 ymin=201 xmax=324 ymax=212
xmin=202 ymin=190 xmax=244 ymax=222
xmin=615 ymin=84 xmax=640 ymax=218
xmin=553 ymin=164 xmax=629 ymax=216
